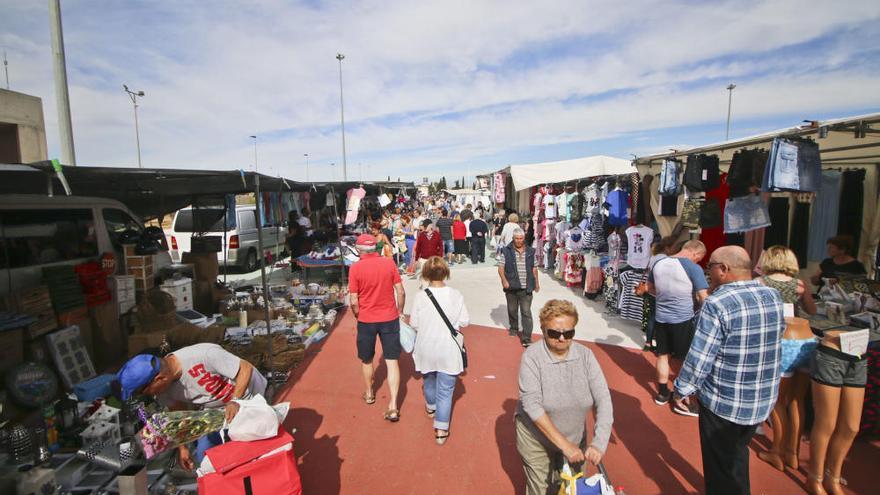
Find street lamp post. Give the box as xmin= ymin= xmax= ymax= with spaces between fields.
xmin=336 ymin=53 xmax=348 ymax=181
xmin=123 ymin=84 xmax=145 ymax=168
xmin=250 ymin=135 xmax=258 ymax=172
xmin=725 ymin=83 xmax=736 ymax=141
xmin=303 ymin=153 xmax=310 ymax=182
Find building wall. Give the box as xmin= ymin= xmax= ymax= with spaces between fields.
xmin=0 ymin=89 xmax=48 ymax=163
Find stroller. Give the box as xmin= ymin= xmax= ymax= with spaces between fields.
xmin=557 ymin=460 xmax=617 ymax=495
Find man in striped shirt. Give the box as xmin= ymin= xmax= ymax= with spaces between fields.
xmin=674 ymin=246 xmax=783 ymax=495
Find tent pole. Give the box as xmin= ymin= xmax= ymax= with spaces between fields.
xmin=254 ymin=173 xmax=273 ymax=374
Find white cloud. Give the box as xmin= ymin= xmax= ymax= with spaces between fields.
xmin=1 ymin=0 xmax=879 ymax=182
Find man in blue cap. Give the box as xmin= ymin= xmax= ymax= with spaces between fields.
xmin=118 ymin=343 xmax=266 ymax=470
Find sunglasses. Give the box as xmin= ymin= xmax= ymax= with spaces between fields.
xmin=546 ymin=329 xmax=576 ymax=340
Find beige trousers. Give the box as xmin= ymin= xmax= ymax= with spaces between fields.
xmin=516 ymin=415 xmax=562 ymax=495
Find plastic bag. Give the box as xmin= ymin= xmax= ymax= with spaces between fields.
xmin=227 ymin=394 xmax=290 ymax=442
xmin=399 ymin=318 xmax=417 ymax=353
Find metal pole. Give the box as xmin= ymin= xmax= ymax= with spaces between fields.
xmin=336 ymin=53 xmax=348 ymax=181
xmin=304 ymin=153 xmax=309 ymax=182
xmin=49 ymin=0 xmax=76 ymax=165
xmin=253 ymin=173 xmax=273 ymax=373
xmin=250 ymin=135 xmax=258 ymax=173
xmin=3 ymin=50 xmax=9 ymax=90
xmin=133 ymin=98 xmax=142 ymax=168
xmin=725 ymin=83 xmax=736 ymax=141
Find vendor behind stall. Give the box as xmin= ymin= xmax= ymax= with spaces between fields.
xmin=117 ymin=344 xmax=268 ymax=470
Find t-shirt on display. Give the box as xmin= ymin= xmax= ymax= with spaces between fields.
xmin=625 ymin=225 xmax=654 ymax=269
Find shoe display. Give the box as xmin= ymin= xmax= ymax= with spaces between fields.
xmin=654 ymin=389 xmax=671 ymax=406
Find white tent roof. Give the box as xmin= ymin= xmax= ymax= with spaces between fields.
xmin=508 ymin=155 xmax=635 ymax=191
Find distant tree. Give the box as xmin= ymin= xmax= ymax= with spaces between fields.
xmin=439 ymin=176 xmax=447 ymax=190
xmin=453 ymin=179 xmax=460 ymax=188
xmin=461 ymin=176 xmax=465 ymax=189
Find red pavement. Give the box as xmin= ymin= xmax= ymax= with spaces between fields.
xmin=276 ymin=310 xmax=876 ymax=494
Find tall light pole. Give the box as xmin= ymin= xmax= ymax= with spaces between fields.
xmin=49 ymin=0 xmax=76 ymax=165
xmin=336 ymin=53 xmax=348 ymax=181
xmin=303 ymin=153 xmax=310 ymax=182
xmin=250 ymin=135 xmax=258 ymax=172
xmin=123 ymin=85 xmax=145 ymax=168
xmin=3 ymin=50 xmax=9 ymax=90
xmin=725 ymin=83 xmax=736 ymax=141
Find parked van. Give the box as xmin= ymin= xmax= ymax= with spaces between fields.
xmin=0 ymin=194 xmax=171 ymax=296
xmin=168 ymin=205 xmax=285 ymax=272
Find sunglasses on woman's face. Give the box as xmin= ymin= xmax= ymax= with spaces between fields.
xmin=546 ymin=329 xmax=576 ymax=340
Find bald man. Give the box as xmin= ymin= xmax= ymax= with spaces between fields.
xmin=673 ymin=246 xmax=784 ymax=495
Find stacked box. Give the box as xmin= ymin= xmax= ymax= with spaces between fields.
xmin=43 ymin=265 xmax=87 ymax=314
xmin=160 ymin=277 xmax=193 ymax=311
xmin=124 ymin=244 xmax=155 ymax=291
xmin=7 ymin=286 xmax=57 ymax=339
xmin=110 ymin=275 xmax=136 ymax=314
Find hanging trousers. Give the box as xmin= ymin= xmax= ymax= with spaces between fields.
xmin=789 ymin=202 xmax=811 ymax=268
xmin=837 ymin=169 xmax=865 ymax=250
xmin=807 ymin=171 xmax=841 ymax=261
xmin=699 ymin=404 xmax=759 ymax=495
xmin=764 ymin=197 xmax=790 ymax=248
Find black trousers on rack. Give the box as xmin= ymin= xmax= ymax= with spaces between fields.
xmin=790 ymin=202 xmax=811 ymax=268
xmin=837 ymin=169 xmax=865 ymax=250
xmin=764 ymin=197 xmax=790 ymax=248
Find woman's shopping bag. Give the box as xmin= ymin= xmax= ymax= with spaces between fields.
xmin=399 ymin=318 xmax=417 ymax=353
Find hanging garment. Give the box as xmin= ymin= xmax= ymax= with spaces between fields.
xmin=606 ymin=189 xmax=630 ymax=226
xmin=681 ymin=198 xmax=703 ymax=229
xmin=790 ymin=200 xmax=811 ymax=268
xmin=837 ymin=169 xmax=866 ymax=250
xmin=639 ymin=175 xmax=655 ymax=226
xmin=795 ymin=139 xmax=822 ymax=192
xmin=584 ymin=254 xmax=604 ymax=296
xmin=658 ymin=160 xmax=681 ymax=196
xmin=807 ymin=171 xmax=842 ymax=262
xmin=764 ymin=197 xmax=790 ymax=248
xmin=618 ymin=270 xmax=646 ymax=321
xmin=345 ymin=187 xmax=366 ymax=225
xmin=744 ymin=228 xmax=766 ymax=270
xmin=724 ymin=194 xmax=771 ymax=233
xmin=493 ymin=172 xmax=506 ymax=203
xmin=625 ymin=225 xmax=654 ymax=269
xmin=566 ymin=227 xmax=586 ymax=251
xmin=728 ymin=148 xmax=769 ymax=197
xmin=607 ymin=232 xmax=621 ymax=273
xmin=584 ymin=212 xmax=606 ymax=251
xmin=763 ymin=138 xmax=800 ymax=191
xmin=557 ymin=192 xmax=569 ymax=222
xmin=700 ymin=173 xmax=730 ymax=265
xmin=563 ymin=253 xmax=584 ymax=286
xmin=699 ymin=198 xmax=722 ymax=229
xmin=583 ymin=184 xmax=599 ymax=217
xmin=568 ymin=191 xmax=583 ymax=225
xmin=684 ymin=154 xmax=721 ymax=192
xmin=543 ymin=194 xmax=557 ymax=219
xmin=660 ymin=194 xmax=678 ymax=217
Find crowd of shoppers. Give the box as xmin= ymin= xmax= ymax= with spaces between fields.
xmin=343 ymin=195 xmax=871 ymax=495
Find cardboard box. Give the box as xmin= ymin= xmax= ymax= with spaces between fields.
xmin=181 ymin=252 xmax=220 ymax=282
xmin=89 ymin=303 xmax=123 ymax=369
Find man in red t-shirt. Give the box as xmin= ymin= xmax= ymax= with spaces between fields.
xmin=349 ymin=234 xmax=406 ymax=421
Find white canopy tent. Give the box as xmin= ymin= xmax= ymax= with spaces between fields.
xmin=508 ymin=155 xmax=634 ymax=192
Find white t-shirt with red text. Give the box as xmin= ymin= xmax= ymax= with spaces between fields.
xmin=161 ymin=344 xmax=267 ymax=409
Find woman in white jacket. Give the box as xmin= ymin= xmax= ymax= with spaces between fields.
xmin=409 ymin=256 xmax=470 ymax=445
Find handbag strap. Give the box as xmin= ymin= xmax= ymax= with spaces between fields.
xmin=424 ymin=288 xmax=463 ymax=351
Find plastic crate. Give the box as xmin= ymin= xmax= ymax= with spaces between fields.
xmin=74 ymin=374 xmax=116 ymax=402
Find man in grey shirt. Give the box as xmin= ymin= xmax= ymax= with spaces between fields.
xmin=516 ymin=299 xmax=613 ymax=495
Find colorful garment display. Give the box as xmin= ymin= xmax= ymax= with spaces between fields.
xmin=625 ymin=225 xmax=653 ymax=269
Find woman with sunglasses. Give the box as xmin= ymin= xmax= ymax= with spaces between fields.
xmin=516 ymin=300 xmax=614 ymax=495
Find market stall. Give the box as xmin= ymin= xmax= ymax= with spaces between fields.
xmin=632 ymin=113 xmax=880 ymax=280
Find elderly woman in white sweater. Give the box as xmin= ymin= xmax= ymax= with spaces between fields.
xmin=408 ymin=256 xmax=470 ymax=446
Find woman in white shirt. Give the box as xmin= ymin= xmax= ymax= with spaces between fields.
xmin=409 ymin=256 xmax=470 ymax=445
xmin=499 ymin=212 xmax=521 ymax=248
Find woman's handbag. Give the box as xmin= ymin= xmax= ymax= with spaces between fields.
xmin=424 ymin=288 xmax=468 ymax=369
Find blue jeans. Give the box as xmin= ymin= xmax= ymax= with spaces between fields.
xmin=422 ymin=371 xmax=458 ymax=431
xmin=404 ymin=237 xmax=416 ymax=265
xmin=443 ymin=240 xmax=455 ymax=257
xmin=723 ymin=194 xmax=771 ymax=234
xmin=194 ymin=430 xmax=224 ymax=464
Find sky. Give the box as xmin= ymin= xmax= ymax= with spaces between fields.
xmin=2 ymin=0 xmax=879 ymax=184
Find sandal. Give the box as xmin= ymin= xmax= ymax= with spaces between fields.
xmin=426 ymin=407 xmax=436 ymax=418
xmin=362 ymin=392 xmax=376 ymax=405
xmin=384 ymin=409 xmax=400 ymax=422
xmin=435 ymin=430 xmax=450 ymax=445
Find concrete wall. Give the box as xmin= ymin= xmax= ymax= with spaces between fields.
xmin=0 ymin=89 xmax=48 ymax=163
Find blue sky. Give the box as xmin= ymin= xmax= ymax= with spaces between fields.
xmin=1 ymin=0 xmax=879 ymax=183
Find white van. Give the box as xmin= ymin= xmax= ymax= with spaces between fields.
xmin=0 ymin=194 xmax=171 ymax=296
xmin=168 ymin=205 xmax=285 ymax=273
